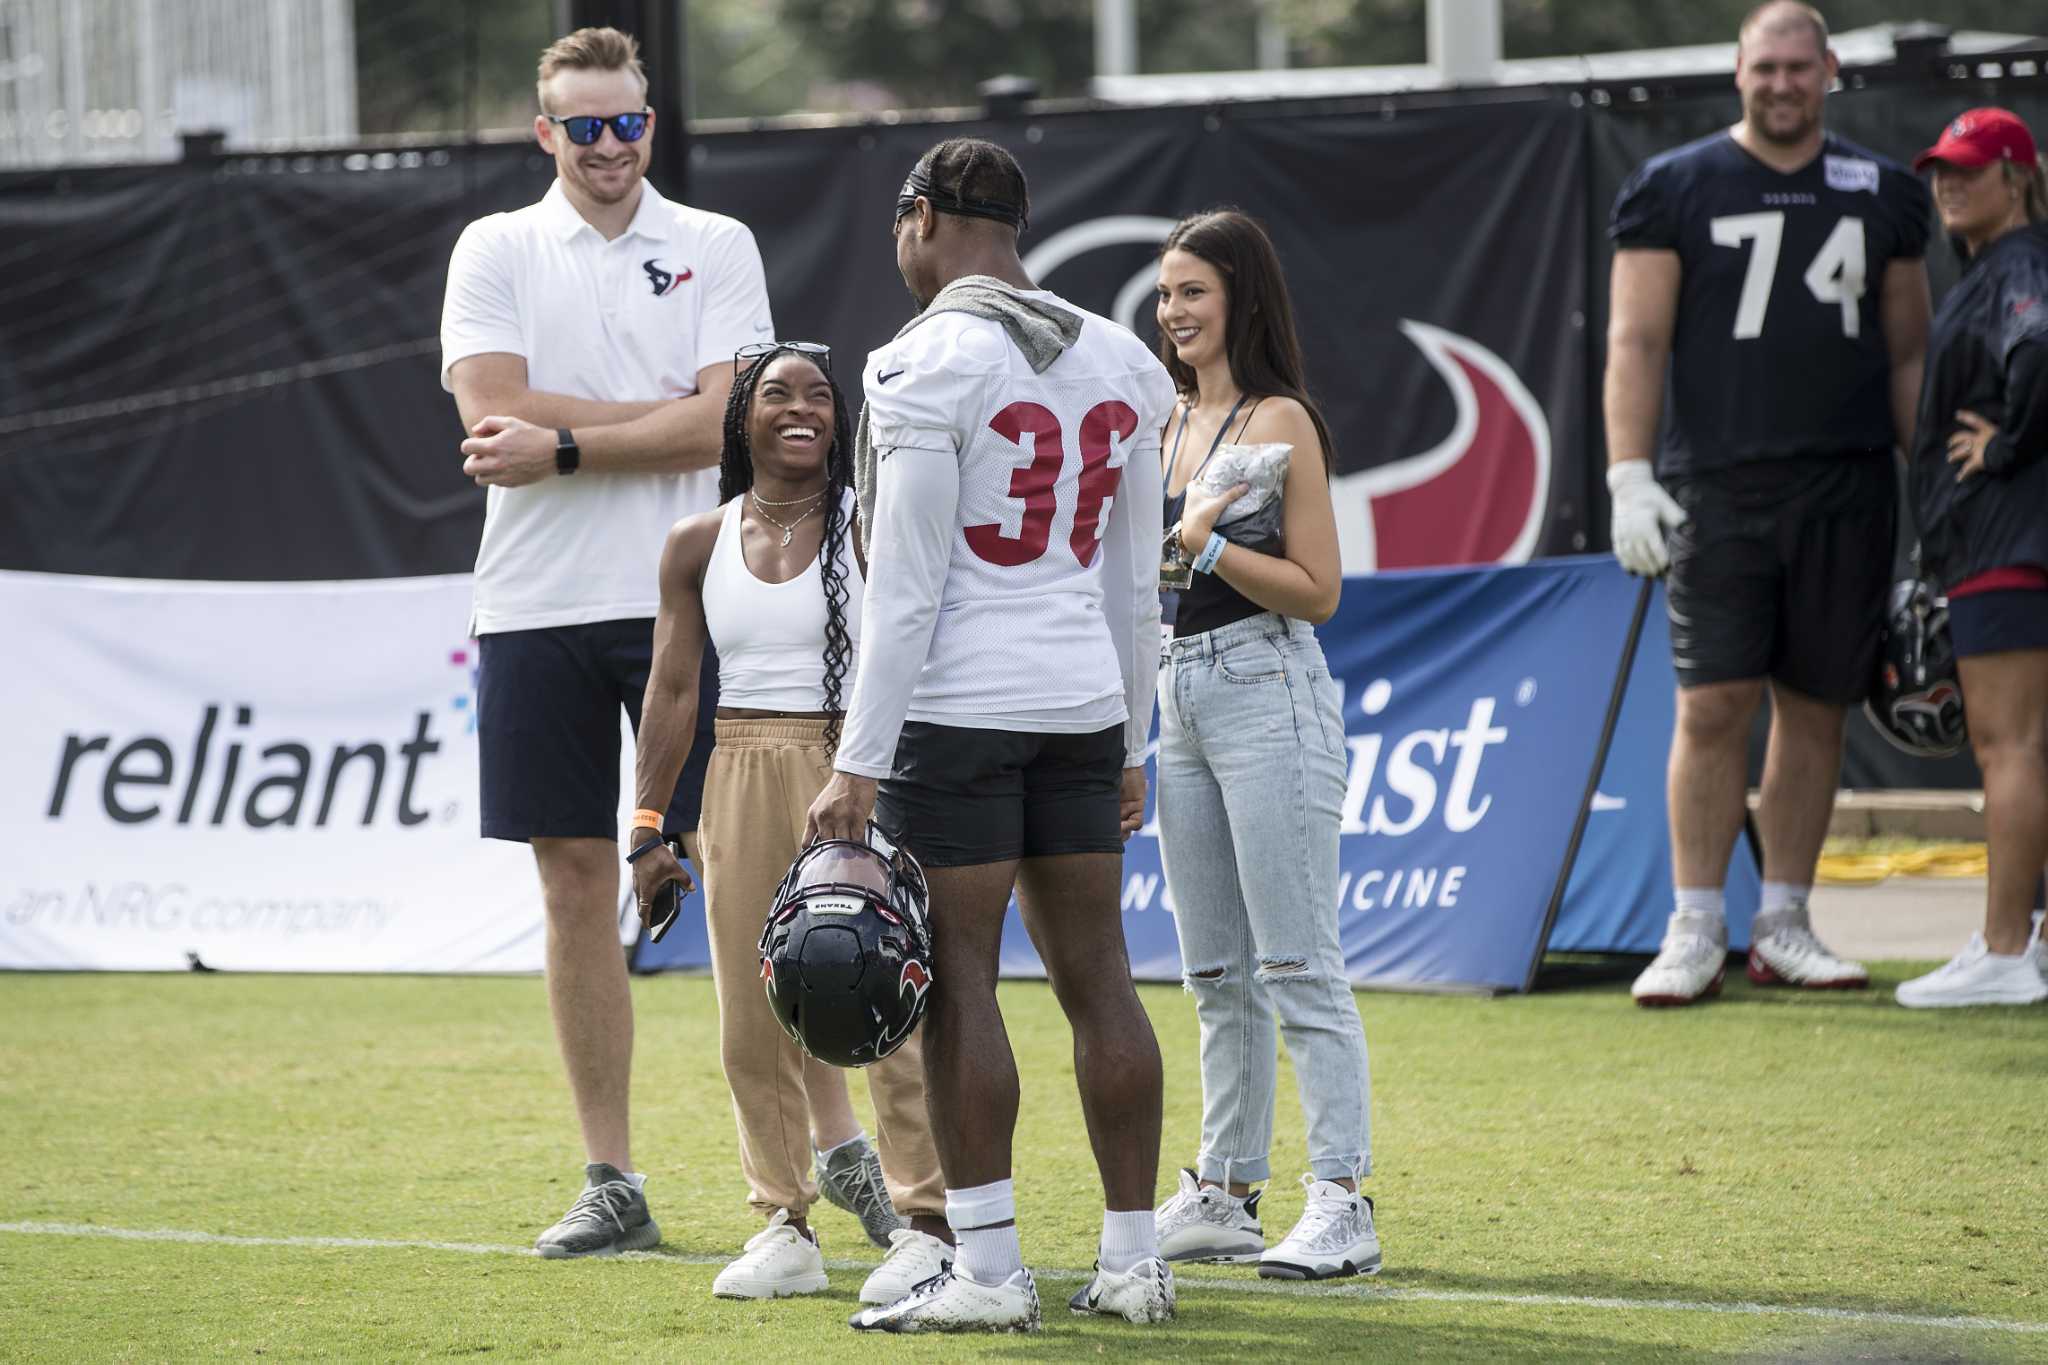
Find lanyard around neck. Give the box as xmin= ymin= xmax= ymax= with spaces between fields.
xmin=1165 ymin=393 xmax=1248 ymax=492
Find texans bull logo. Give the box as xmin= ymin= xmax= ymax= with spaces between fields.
xmin=898 ymin=958 xmax=932 ymax=1010
xmin=1022 ymin=218 xmax=1551 ymax=575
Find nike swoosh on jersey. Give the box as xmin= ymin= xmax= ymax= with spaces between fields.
xmin=876 ymin=369 xmax=906 ymax=384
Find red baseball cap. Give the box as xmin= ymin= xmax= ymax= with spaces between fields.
xmin=1914 ymin=107 xmax=2038 ymax=172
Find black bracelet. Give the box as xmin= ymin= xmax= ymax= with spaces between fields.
xmin=625 ymin=835 xmax=668 ymax=864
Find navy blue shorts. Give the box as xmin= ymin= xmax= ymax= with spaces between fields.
xmin=1948 ymin=588 xmax=2048 ymax=658
xmin=876 ymin=723 xmax=1124 ymax=868
xmin=476 ymin=619 xmax=718 ymax=842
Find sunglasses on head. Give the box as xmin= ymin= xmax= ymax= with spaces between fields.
xmin=736 ymin=340 xmax=832 ymax=373
xmin=544 ymin=111 xmax=651 ymax=145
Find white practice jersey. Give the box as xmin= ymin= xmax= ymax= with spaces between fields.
xmin=835 ymin=289 xmax=1174 ymax=780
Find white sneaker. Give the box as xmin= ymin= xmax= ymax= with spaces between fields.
xmin=1748 ymin=903 xmax=1867 ymax=989
xmin=2033 ymin=911 xmax=2047 ymax=982
xmin=847 ymin=1267 xmax=1040 ymax=1333
xmin=859 ymin=1228 xmax=954 ymax=1305
xmin=1154 ymin=1167 xmax=1264 ymax=1263
xmin=1067 ymin=1257 xmax=1175 ymax=1323
xmin=1631 ymin=908 xmax=1727 ymax=1007
xmin=1898 ymin=932 xmax=2048 ymax=1008
xmin=1259 ymin=1176 xmax=1381 ymax=1281
xmin=711 ymin=1209 xmax=827 ymax=1300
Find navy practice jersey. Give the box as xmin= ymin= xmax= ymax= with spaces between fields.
xmin=1611 ymin=131 xmax=1931 ymax=475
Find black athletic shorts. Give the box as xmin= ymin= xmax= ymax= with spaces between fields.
xmin=1948 ymin=587 xmax=2048 ymax=658
xmin=1664 ymin=452 xmax=1894 ymax=704
xmin=476 ymin=619 xmax=718 ymax=842
xmin=875 ymin=722 xmax=1125 ymax=869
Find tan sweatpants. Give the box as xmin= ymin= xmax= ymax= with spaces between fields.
xmin=692 ymin=717 xmax=944 ymax=1220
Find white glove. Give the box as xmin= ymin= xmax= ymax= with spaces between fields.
xmin=1606 ymin=460 xmax=1688 ymax=577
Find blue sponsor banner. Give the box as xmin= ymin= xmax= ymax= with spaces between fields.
xmin=638 ymin=557 xmax=1746 ymax=988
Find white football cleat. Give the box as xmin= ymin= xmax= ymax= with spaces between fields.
xmin=1631 ymin=908 xmax=1727 ymax=1007
xmin=1068 ymin=1257 xmax=1175 ymax=1323
xmin=1155 ymin=1167 xmax=1264 ymax=1263
xmin=711 ymin=1209 xmax=827 ymax=1300
xmin=1897 ymin=930 xmax=2048 ymax=1008
xmin=1259 ymin=1177 xmax=1381 ymax=1281
xmin=848 ymin=1267 xmax=1041 ymax=1333
xmin=1747 ymin=904 xmax=1867 ymax=989
xmin=859 ymin=1228 xmax=954 ymax=1306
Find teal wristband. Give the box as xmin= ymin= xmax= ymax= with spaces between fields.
xmin=1192 ymin=532 xmax=1227 ymax=574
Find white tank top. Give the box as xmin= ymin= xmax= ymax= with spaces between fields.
xmin=702 ymin=489 xmax=863 ymax=712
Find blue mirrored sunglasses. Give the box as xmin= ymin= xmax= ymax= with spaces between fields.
xmin=544 ymin=111 xmax=650 ymax=145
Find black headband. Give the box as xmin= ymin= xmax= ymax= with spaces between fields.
xmin=895 ymin=166 xmax=1027 ymax=230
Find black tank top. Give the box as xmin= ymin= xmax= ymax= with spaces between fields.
xmin=1162 ymin=397 xmax=1271 ymax=639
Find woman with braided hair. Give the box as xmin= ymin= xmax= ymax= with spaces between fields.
xmin=630 ymin=344 xmax=951 ymax=1302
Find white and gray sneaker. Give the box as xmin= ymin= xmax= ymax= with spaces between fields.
xmin=1748 ymin=902 xmax=1867 ymax=989
xmin=860 ymin=1228 xmax=955 ymax=1305
xmin=1154 ymin=1167 xmax=1264 ymax=1263
xmin=711 ymin=1208 xmax=828 ymax=1299
xmin=1631 ymin=908 xmax=1728 ymax=1007
xmin=1067 ymin=1257 xmax=1175 ymax=1323
xmin=534 ymin=1162 xmax=661 ymax=1259
xmin=1897 ymin=930 xmax=2048 ymax=1008
xmin=1259 ymin=1177 xmax=1381 ymax=1281
xmin=816 ymin=1136 xmax=904 ymax=1249
xmin=848 ymin=1267 xmax=1041 ymax=1333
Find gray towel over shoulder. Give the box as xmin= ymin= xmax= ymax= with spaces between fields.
xmin=853 ymin=276 xmax=1084 ymax=557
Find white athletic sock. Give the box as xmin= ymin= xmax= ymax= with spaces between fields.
xmin=1759 ymin=881 xmax=1807 ymax=917
xmin=622 ymin=1172 xmax=646 ymax=1190
xmin=1099 ymin=1209 xmax=1157 ymax=1274
xmin=816 ymin=1131 xmax=868 ymax=1160
xmin=954 ymin=1223 xmax=1024 ymax=1285
xmin=1673 ymin=887 xmax=1725 ymax=921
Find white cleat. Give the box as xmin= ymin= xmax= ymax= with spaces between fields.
xmin=711 ymin=1208 xmax=827 ymax=1300
xmin=1155 ymin=1167 xmax=1265 ymax=1263
xmin=1898 ymin=930 xmax=2048 ymax=1008
xmin=848 ymin=1267 xmax=1041 ymax=1333
xmin=1631 ymin=909 xmax=1728 ymax=1007
xmin=859 ymin=1228 xmax=955 ymax=1306
xmin=1748 ymin=903 xmax=1867 ymax=990
xmin=1259 ymin=1177 xmax=1382 ymax=1281
xmin=1068 ymin=1257 xmax=1175 ymax=1323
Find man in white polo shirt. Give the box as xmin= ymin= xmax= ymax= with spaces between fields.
xmin=440 ymin=25 xmax=772 ymax=1257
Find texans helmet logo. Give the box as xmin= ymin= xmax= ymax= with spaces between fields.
xmin=899 ymin=958 xmax=932 ymax=1008
xmin=760 ymin=956 xmax=776 ymax=993
xmin=642 ymin=259 xmax=692 ymax=297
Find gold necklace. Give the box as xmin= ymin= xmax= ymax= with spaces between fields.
xmin=750 ymin=491 xmax=823 ymax=547
xmin=750 ymin=485 xmax=828 ymax=508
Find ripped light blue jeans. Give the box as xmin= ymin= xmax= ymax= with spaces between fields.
xmin=1157 ymin=611 xmax=1371 ymax=1185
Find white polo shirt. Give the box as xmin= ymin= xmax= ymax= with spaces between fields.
xmin=440 ymin=180 xmax=773 ymax=634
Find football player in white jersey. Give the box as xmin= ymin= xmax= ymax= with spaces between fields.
xmin=807 ymin=138 xmax=1178 ymax=1333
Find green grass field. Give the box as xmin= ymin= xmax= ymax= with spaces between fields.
xmin=3 ymin=964 xmax=2045 ymax=1362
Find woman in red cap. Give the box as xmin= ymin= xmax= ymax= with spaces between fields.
xmin=1896 ymin=108 xmax=2048 ymax=1008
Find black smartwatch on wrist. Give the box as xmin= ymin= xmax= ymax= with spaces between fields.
xmin=554 ymin=428 xmax=580 ymax=476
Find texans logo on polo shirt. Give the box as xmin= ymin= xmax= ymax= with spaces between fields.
xmin=642 ymin=259 xmax=692 ymax=297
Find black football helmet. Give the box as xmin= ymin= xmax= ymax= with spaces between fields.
xmin=758 ymin=825 xmax=933 ymax=1068
xmin=1865 ymin=576 xmax=1967 ymax=759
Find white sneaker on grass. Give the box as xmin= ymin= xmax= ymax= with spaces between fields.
xmin=1154 ymin=1167 xmax=1264 ymax=1263
xmin=1898 ymin=932 xmax=2048 ymax=1008
xmin=848 ymin=1267 xmax=1040 ymax=1333
xmin=1259 ymin=1176 xmax=1381 ymax=1281
xmin=1068 ymin=1257 xmax=1175 ymax=1323
xmin=860 ymin=1228 xmax=954 ymax=1305
xmin=1631 ymin=909 xmax=1727 ymax=1007
xmin=1748 ymin=903 xmax=1867 ymax=989
xmin=711 ymin=1209 xmax=827 ymax=1299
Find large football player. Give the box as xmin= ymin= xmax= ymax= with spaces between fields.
xmin=1603 ymin=1 xmax=1933 ymax=1006
xmin=806 ymin=137 xmax=1177 ymax=1332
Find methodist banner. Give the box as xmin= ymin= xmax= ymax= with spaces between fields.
xmin=0 ymin=572 xmax=544 ymax=972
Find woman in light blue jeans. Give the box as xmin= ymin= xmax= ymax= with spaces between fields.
xmin=1150 ymin=209 xmax=1377 ymax=1282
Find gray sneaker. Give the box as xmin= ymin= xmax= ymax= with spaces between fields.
xmin=816 ymin=1136 xmax=904 ymax=1249
xmin=534 ymin=1162 xmax=661 ymax=1259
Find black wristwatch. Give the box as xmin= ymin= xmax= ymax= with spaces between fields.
xmin=554 ymin=427 xmax=580 ymax=476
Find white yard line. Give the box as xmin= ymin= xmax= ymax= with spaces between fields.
xmin=3 ymin=1220 xmax=2042 ymax=1337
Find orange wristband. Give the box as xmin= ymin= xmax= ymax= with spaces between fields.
xmin=631 ymin=807 xmax=666 ymax=832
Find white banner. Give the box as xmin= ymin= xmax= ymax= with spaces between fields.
xmin=0 ymin=572 xmax=562 ymax=972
